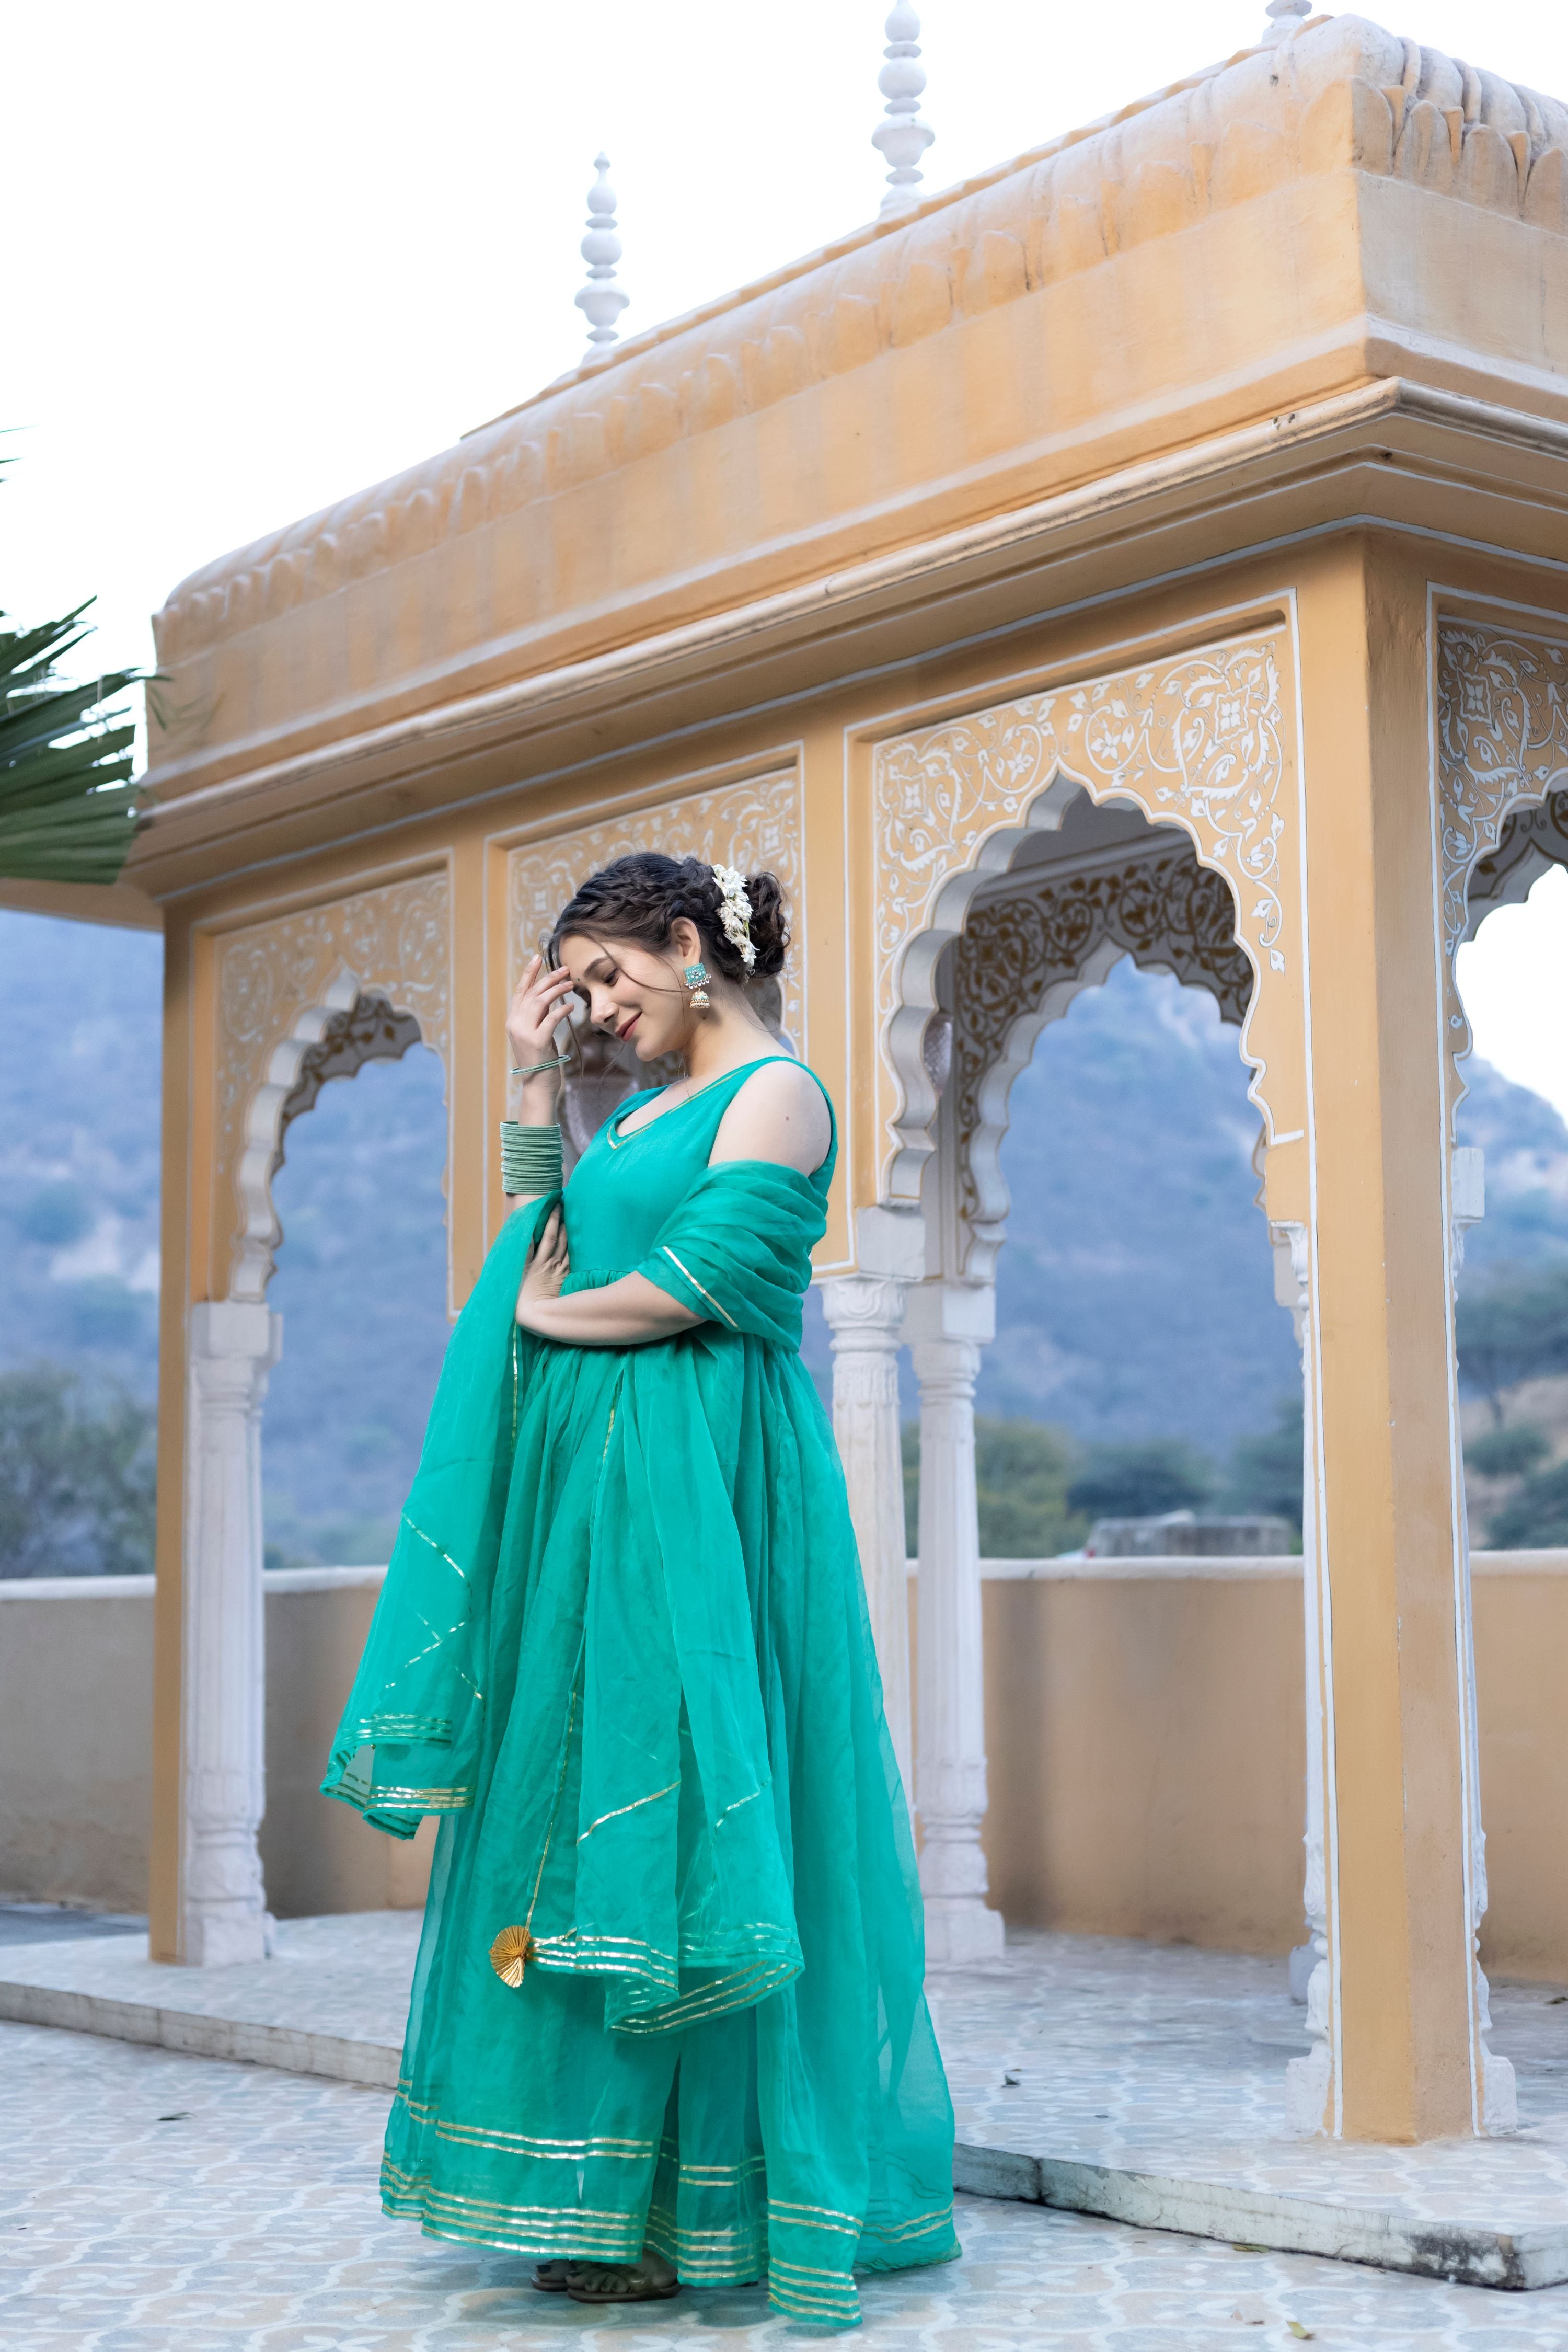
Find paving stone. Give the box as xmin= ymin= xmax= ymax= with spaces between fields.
xmin=7 ymin=2022 xmax=1568 ymax=2347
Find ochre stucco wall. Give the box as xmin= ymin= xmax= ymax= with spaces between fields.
xmin=971 ymin=1564 xmax=1568 ymax=1982
xmin=0 ymin=1577 xmax=431 ymax=1919
xmin=978 ymin=1574 xmax=1307 ymax=1956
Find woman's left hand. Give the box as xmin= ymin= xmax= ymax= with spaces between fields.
xmin=517 ymin=1209 xmax=571 ymax=1325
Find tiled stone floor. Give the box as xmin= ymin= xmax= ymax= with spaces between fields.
xmin=7 ymin=1918 xmax=1568 ymax=2255
xmin=933 ymin=1936 xmax=1568 ymax=2233
xmin=7 ymin=2020 xmax=1568 ymax=2349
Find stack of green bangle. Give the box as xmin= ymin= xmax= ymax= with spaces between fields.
xmin=500 ymin=1121 xmax=563 ymax=1194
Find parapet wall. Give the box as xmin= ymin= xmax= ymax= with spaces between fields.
xmin=7 ymin=1554 xmax=1566 ymax=1977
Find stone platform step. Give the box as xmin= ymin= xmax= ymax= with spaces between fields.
xmin=0 ymin=1909 xmax=408 ymax=2090
xmin=5 ymin=1915 xmax=1568 ymax=2293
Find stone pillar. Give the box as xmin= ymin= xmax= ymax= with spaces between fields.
xmin=179 ymin=1299 xmax=282 ymax=1965
xmin=1281 ymin=1156 xmax=1515 ymax=2136
xmin=1449 ymin=1146 xmax=1516 ymax=2133
xmin=1284 ymin=539 xmax=1515 ymax=2139
xmin=1273 ymin=1220 xmax=1334 ymax=2130
xmin=821 ymin=1275 xmax=913 ymax=1791
xmin=906 ymin=1278 xmax=1005 ymax=1966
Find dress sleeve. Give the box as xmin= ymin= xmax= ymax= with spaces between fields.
xmin=635 ymin=1161 xmax=827 ymax=1348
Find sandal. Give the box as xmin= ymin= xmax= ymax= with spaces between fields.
xmin=566 ymin=2258 xmax=682 ymax=2304
xmin=531 ymin=2260 xmax=574 ymax=2292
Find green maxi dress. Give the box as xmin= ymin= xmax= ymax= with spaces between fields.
xmin=322 ymin=1058 xmax=959 ymax=2328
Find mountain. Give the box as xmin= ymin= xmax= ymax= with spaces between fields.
xmin=976 ymin=962 xmax=1297 ymax=1444
xmin=5 ymin=910 xmax=1567 ymax=1566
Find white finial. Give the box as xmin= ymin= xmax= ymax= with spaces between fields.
xmin=1263 ymin=0 xmax=1311 ymax=41
xmin=873 ymin=3 xmax=935 ymax=217
xmin=574 ymin=153 xmax=628 ymax=359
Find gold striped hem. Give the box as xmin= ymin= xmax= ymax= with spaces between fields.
xmin=531 ymin=1937 xmax=681 ymax=1995
xmin=645 ymin=2213 xmax=766 ymax=2248
xmin=771 ymin=2293 xmax=858 ymax=2324
xmin=382 ymin=2162 xmax=642 ymax=2236
xmin=769 ymin=2281 xmax=860 ymax=2320
xmin=770 ymin=2197 xmax=861 ymax=2230
xmin=656 ymin=2153 xmax=768 ymax=2187
xmin=769 ymin=2258 xmax=859 ymax=2286
xmin=643 ymin=2212 xmax=767 ymax=2280
xmin=347 ymin=1714 xmax=452 ymax=1743
xmin=866 ymin=2206 xmax=956 ymax=2242
xmin=533 ymin=1929 xmax=677 ymax=1961
xmin=433 ymin=2120 xmax=656 ymax=2160
xmin=660 ymin=1245 xmax=740 ymax=1329
xmin=389 ymin=2207 xmax=640 ymax=2260
xmin=614 ymin=1954 xmax=798 ymax=2035
xmin=642 ymin=2223 xmax=765 ymax=2281
xmin=350 ymin=1783 xmax=472 ymax=1808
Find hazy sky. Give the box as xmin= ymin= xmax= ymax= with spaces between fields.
xmin=4 ymin=0 xmax=1566 ymax=1114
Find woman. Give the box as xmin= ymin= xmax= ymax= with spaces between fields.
xmin=323 ymin=853 xmax=958 ymax=2327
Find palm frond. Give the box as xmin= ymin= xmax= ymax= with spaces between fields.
xmin=0 ymin=598 xmax=143 ymax=886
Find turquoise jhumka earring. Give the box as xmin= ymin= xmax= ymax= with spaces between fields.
xmin=685 ymin=961 xmax=711 ymax=1011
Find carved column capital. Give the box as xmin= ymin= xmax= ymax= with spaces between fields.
xmin=908 ymin=1333 xmax=981 ymax=1401
xmin=820 ymin=1271 xmax=909 ymax=1350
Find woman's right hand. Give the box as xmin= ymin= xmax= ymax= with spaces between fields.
xmin=516 ymin=1208 xmax=571 ymax=1330
xmin=507 ymin=953 xmax=578 ymax=1073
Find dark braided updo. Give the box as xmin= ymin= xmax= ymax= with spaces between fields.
xmin=549 ymin=852 xmax=789 ymax=983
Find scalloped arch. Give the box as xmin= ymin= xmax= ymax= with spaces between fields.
xmin=951 ymin=845 xmax=1252 ymax=1277
xmin=1436 ymin=618 xmax=1568 ymax=1142
xmin=871 ymin=627 xmax=1303 ymax=1207
xmin=213 ymin=870 xmax=452 ymax=1303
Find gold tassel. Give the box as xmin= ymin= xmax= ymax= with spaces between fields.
xmin=489 ymin=1924 xmax=537 ymax=1988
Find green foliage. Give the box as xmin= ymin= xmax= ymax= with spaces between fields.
xmin=1066 ymin=1438 xmax=1215 ymax=1521
xmin=1224 ymin=1393 xmax=1305 ymax=1532
xmin=902 ymin=1416 xmax=1088 ymax=1559
xmin=1456 ymin=1268 xmax=1568 ymax=1425
xmin=2 ymin=467 xmax=141 ymax=884
xmin=1488 ymin=1460 xmax=1568 ymax=1550
xmin=1466 ymin=1420 xmax=1551 ymax=1481
xmin=0 ymin=1363 xmax=156 ymax=1577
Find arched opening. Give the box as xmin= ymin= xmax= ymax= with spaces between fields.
xmin=262 ymin=998 xmax=449 ymax=1569
xmin=905 ymin=785 xmax=1308 ymax=1968
xmin=973 ymin=956 xmax=1308 ymax=1951
xmin=1455 ymin=828 xmax=1568 ymax=1552
xmin=1433 ymin=785 xmax=1568 ymax=2064
xmin=248 ymin=991 xmax=450 ymax=1923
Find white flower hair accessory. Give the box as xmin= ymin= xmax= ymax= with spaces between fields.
xmin=709 ymin=863 xmax=757 ymax=970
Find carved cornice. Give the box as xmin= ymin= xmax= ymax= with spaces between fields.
xmin=872 ymin=630 xmax=1295 ymax=1202
xmin=214 ymin=871 xmax=451 ymax=1302
xmin=506 ymin=768 xmax=805 ymax=1059
xmin=152 ymin=20 xmax=1568 ymax=674
xmin=952 ymin=846 xmax=1252 ymax=1269
xmin=1435 ymin=619 xmax=1568 ymax=1128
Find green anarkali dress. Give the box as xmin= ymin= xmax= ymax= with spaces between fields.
xmin=322 ymin=1058 xmax=959 ymax=2328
